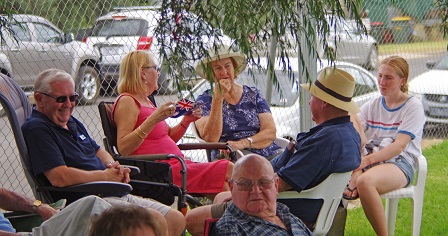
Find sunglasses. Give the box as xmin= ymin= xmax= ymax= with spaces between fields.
xmin=142 ymin=66 xmax=161 ymax=73
xmin=231 ymin=177 xmax=275 ymax=191
xmin=40 ymin=92 xmax=79 ymax=103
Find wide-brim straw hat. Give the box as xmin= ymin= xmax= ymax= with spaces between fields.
xmin=194 ymin=45 xmax=247 ymax=80
xmin=300 ymin=67 xmax=360 ymax=113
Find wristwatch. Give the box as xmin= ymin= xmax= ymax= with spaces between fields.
xmin=246 ymin=137 xmax=253 ymax=149
xmin=32 ymin=200 xmax=42 ymax=213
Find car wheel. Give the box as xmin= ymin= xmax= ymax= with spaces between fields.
xmin=365 ymin=46 xmax=378 ymax=70
xmin=157 ymin=71 xmax=176 ymax=95
xmin=76 ymin=65 xmax=100 ymax=105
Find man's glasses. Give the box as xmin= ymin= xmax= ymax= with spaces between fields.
xmin=143 ymin=66 xmax=161 ymax=73
xmin=232 ymin=177 xmax=275 ymax=191
xmin=40 ymin=92 xmax=79 ymax=103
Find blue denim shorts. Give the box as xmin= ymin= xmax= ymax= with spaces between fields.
xmin=386 ymin=155 xmax=415 ymax=187
xmin=363 ymin=155 xmax=414 ymax=187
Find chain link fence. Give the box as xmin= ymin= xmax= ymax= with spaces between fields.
xmin=1 ymin=1 xmax=447 ymax=198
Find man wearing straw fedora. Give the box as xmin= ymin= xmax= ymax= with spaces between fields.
xmin=271 ymin=66 xmax=362 ymax=234
xmin=186 ymin=67 xmax=362 ymax=235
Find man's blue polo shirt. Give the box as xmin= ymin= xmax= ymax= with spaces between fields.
xmin=22 ymin=110 xmax=105 ymax=179
xmin=271 ymin=116 xmax=361 ymax=224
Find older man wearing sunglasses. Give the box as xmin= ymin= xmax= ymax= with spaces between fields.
xmin=21 ymin=68 xmax=185 ymax=236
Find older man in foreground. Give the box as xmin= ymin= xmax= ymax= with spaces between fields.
xmin=212 ymin=154 xmax=313 ymax=235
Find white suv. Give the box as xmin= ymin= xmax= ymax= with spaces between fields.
xmin=0 ymin=14 xmax=101 ymax=104
xmin=85 ymin=6 xmax=232 ymax=94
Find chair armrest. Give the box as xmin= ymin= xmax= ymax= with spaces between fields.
xmin=118 ymin=154 xmax=171 ymax=161
xmin=178 ymin=142 xmax=235 ymax=152
xmin=36 ymin=181 xmax=132 ymax=194
xmin=121 ymin=165 xmax=140 ymax=176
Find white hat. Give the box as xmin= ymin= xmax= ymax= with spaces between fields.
xmin=300 ymin=67 xmax=360 ymax=113
xmin=194 ymin=45 xmax=247 ymax=80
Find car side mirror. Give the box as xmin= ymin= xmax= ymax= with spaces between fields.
xmin=64 ymin=32 xmax=74 ymax=43
xmin=426 ymin=61 xmax=436 ymax=69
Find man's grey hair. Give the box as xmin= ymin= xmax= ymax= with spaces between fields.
xmin=34 ymin=68 xmax=74 ymax=93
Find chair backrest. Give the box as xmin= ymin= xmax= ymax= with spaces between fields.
xmin=98 ymin=100 xmax=180 ymax=207
xmin=277 ymin=171 xmax=352 ymax=236
xmin=98 ymin=95 xmax=157 ymax=157
xmin=0 ymin=74 xmax=53 ymax=203
xmin=414 ymin=154 xmax=427 ymax=190
xmin=204 ymin=218 xmax=220 ymax=236
xmin=98 ymin=101 xmax=119 ymax=156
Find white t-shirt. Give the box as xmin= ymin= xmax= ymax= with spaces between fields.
xmin=358 ymin=96 xmax=425 ymax=170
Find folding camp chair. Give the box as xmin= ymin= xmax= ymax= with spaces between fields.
xmin=0 ymin=73 xmax=133 ymax=205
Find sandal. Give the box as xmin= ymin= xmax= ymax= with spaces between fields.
xmin=343 ymin=185 xmax=359 ymax=200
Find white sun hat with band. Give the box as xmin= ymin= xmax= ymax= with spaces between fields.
xmin=300 ymin=67 xmax=360 ymax=113
xmin=194 ymin=45 xmax=247 ymax=80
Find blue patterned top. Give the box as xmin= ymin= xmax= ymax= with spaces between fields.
xmin=212 ymin=202 xmax=314 ymax=236
xmin=197 ymin=85 xmax=281 ymax=160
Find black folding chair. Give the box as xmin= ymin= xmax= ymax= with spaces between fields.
xmin=0 ymin=74 xmax=133 ymax=205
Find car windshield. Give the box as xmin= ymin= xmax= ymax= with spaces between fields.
xmin=434 ymin=54 xmax=448 ymax=70
xmin=91 ymin=19 xmax=149 ymax=37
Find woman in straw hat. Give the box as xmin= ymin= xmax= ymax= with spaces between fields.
xmin=112 ymin=50 xmax=233 ymax=200
xmin=194 ymin=45 xmax=282 ymax=161
xmin=343 ymin=56 xmax=425 ymax=236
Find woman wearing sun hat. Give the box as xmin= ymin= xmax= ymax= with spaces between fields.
xmin=194 ymin=45 xmax=282 ymax=161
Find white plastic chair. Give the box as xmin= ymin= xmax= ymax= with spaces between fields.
xmin=380 ymin=154 xmax=427 ymax=236
xmin=277 ymin=171 xmax=352 ymax=236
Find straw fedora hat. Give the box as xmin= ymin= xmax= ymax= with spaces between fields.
xmin=300 ymin=67 xmax=360 ymax=113
xmin=194 ymin=45 xmax=247 ymax=80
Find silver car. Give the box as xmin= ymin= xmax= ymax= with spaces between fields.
xmin=85 ymin=6 xmax=232 ymax=95
xmin=0 ymin=14 xmax=101 ymax=105
xmin=318 ymin=15 xmax=379 ymax=70
xmin=409 ymin=54 xmax=448 ymax=126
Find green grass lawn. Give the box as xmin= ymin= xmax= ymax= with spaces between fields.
xmin=345 ymin=140 xmax=448 ymax=235
xmin=379 ymin=39 xmax=448 ymax=55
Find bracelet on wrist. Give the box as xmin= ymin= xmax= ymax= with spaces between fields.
xmin=135 ymin=129 xmax=146 ymax=139
xmin=137 ymin=126 xmax=148 ymax=136
xmin=246 ymin=137 xmax=253 ymax=149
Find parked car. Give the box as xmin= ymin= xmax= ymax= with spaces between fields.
xmin=168 ymin=58 xmax=380 ymax=143
xmin=255 ymin=15 xmax=378 ymax=71
xmin=409 ymin=54 xmax=448 ymax=126
xmin=0 ymin=14 xmax=101 ymax=105
xmin=85 ymin=6 xmax=232 ymax=95
xmin=319 ymin=15 xmax=379 ymax=70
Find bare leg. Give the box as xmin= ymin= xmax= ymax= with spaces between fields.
xmin=185 ymin=205 xmax=214 ymax=236
xmin=147 ymin=208 xmax=169 ymax=236
xmin=213 ymin=191 xmax=231 ymax=204
xmin=223 ymin=162 xmax=234 ymax=191
xmin=164 ymin=209 xmax=186 ymax=236
xmin=357 ymin=164 xmax=407 ymax=236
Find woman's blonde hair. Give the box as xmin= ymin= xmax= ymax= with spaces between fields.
xmin=117 ymin=50 xmax=154 ymax=94
xmin=380 ymin=56 xmax=409 ymax=93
